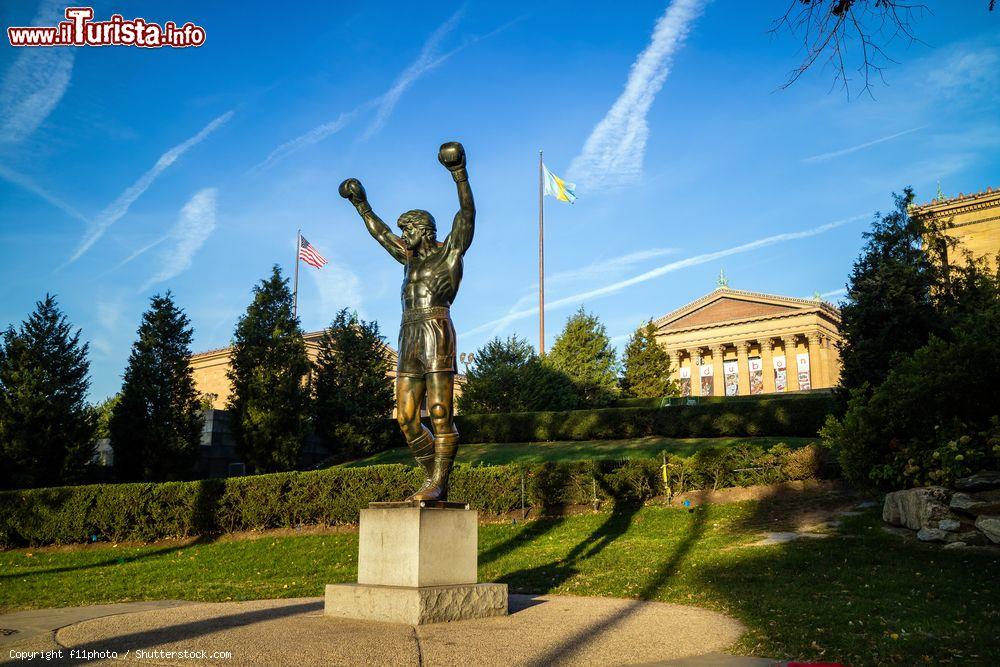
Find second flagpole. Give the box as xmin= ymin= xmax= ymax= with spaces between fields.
xmin=293 ymin=228 xmax=301 ymax=319
xmin=538 ymin=150 xmax=545 ymax=357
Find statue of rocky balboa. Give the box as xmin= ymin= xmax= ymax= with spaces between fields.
xmin=339 ymin=141 xmax=474 ymax=501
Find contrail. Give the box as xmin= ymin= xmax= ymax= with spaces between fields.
xmin=65 ymin=110 xmax=233 ymax=265
xmin=803 ymin=126 xmax=927 ymax=163
xmin=461 ymin=214 xmax=865 ymax=338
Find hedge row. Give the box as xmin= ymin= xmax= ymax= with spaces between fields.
xmin=451 ymin=394 xmax=836 ymax=443
xmin=0 ymin=443 xmax=829 ymax=548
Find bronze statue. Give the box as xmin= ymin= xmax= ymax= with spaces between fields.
xmin=339 ymin=141 xmax=473 ymax=501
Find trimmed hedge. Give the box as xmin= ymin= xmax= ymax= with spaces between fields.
xmin=0 ymin=443 xmax=830 ymax=548
xmin=452 ymin=394 xmax=835 ymax=443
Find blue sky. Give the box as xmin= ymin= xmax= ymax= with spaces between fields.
xmin=1 ymin=0 xmax=998 ymax=402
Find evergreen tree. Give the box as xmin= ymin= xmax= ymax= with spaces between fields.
xmin=109 ymin=293 xmax=203 ymax=481
xmin=457 ymin=335 xmax=577 ymax=414
xmin=0 ymin=295 xmax=95 ymax=489
xmin=227 ymin=265 xmax=311 ymax=472
xmin=837 ymin=188 xmax=939 ymax=398
xmin=621 ymin=320 xmax=677 ymax=398
xmin=545 ymin=307 xmax=619 ymax=406
xmin=313 ymin=308 xmax=395 ymax=460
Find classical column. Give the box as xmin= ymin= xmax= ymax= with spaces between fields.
xmin=736 ymin=341 xmax=751 ymax=396
xmin=689 ymin=348 xmax=702 ymax=396
xmin=782 ymin=335 xmax=800 ymax=391
xmin=710 ymin=345 xmax=725 ymax=397
xmin=806 ymin=333 xmax=824 ymax=389
xmin=760 ymin=339 xmax=776 ymax=394
xmin=668 ymin=350 xmax=680 ymax=385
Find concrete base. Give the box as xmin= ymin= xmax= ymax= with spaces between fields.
xmin=325 ymin=582 xmax=508 ymax=625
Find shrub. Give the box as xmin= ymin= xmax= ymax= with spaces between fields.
xmin=0 ymin=443 xmax=831 ymax=548
xmin=453 ymin=393 xmax=835 ymax=443
xmin=823 ymin=299 xmax=1000 ymax=489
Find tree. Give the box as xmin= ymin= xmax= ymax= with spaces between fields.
xmin=227 ymin=265 xmax=311 ymax=473
xmin=545 ymin=307 xmax=619 ymax=407
xmin=823 ymin=294 xmax=1000 ymax=489
xmin=109 ymin=293 xmax=203 ymax=482
xmin=457 ymin=335 xmax=577 ymax=414
xmin=771 ymin=1 xmax=995 ymax=97
xmin=0 ymin=295 xmax=95 ymax=489
xmin=837 ymin=188 xmax=938 ymax=398
xmin=313 ymin=308 xmax=395 ymax=460
xmin=621 ymin=320 xmax=677 ymax=398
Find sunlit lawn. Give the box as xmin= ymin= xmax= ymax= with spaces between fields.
xmin=2 ymin=493 xmax=997 ymax=665
xmin=342 ymin=435 xmax=814 ymax=467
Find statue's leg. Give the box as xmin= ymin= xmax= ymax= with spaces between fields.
xmin=397 ymin=375 xmax=435 ymax=487
xmin=410 ymin=371 xmax=457 ymax=501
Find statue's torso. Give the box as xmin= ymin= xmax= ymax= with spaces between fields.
xmin=401 ymin=246 xmax=463 ymax=310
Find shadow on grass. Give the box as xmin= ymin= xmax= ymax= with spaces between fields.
xmin=510 ymin=493 xmax=710 ymax=667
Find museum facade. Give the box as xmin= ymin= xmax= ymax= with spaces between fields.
xmin=189 ymin=331 xmax=400 ymax=409
xmin=653 ymin=287 xmax=842 ymax=397
xmin=911 ymin=187 xmax=1000 ymax=271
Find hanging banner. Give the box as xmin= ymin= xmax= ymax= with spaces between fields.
xmin=748 ymin=356 xmax=763 ymax=395
xmin=723 ymin=359 xmax=739 ymax=396
xmin=679 ymin=366 xmax=691 ymax=397
xmin=797 ymin=353 xmax=811 ymax=391
xmin=700 ymin=363 xmax=713 ymax=396
xmin=773 ymin=355 xmax=787 ymax=393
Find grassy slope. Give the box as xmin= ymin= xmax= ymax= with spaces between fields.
xmin=342 ymin=436 xmax=814 ymax=467
xmin=2 ymin=496 xmax=997 ymax=665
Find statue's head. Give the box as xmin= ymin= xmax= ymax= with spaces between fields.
xmin=397 ymin=209 xmax=437 ymax=252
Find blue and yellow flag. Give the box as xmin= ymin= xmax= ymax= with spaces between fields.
xmin=542 ymin=163 xmax=577 ymax=204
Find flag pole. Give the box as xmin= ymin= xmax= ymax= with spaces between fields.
xmin=538 ymin=150 xmax=545 ymax=357
xmin=293 ymin=228 xmax=300 ymax=319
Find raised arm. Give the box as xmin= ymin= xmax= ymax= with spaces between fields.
xmin=338 ymin=178 xmax=406 ymax=264
xmin=438 ymin=142 xmax=475 ymax=255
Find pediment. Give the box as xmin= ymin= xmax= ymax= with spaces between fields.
xmin=655 ymin=288 xmax=832 ymax=332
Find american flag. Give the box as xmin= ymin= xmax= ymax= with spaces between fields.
xmin=298 ymin=235 xmax=328 ymax=269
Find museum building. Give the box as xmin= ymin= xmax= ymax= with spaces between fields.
xmin=653 ymin=287 xmax=842 ymax=397
xmin=910 ymin=186 xmax=1000 ymax=272
xmin=189 ymin=331 xmax=400 ymax=409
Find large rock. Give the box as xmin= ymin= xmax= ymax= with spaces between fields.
xmin=975 ymin=515 xmax=1000 ymax=544
xmin=950 ymin=492 xmax=1000 ymax=516
xmin=955 ymin=471 xmax=1000 ymax=492
xmin=883 ymin=487 xmax=952 ymax=530
xmin=945 ymin=530 xmax=987 ymax=546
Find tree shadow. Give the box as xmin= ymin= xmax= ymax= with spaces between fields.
xmin=517 ymin=493 xmax=710 ymax=667
xmin=57 ymin=601 xmax=321 ymax=658
xmin=496 ymin=500 xmax=643 ymax=595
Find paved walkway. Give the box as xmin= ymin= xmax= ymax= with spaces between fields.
xmin=2 ymin=594 xmax=765 ymax=666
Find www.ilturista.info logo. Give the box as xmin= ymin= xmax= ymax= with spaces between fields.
xmin=7 ymin=7 xmax=206 ymax=48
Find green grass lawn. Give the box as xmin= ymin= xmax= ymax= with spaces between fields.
xmin=2 ymin=492 xmax=997 ymax=665
xmin=342 ymin=435 xmax=814 ymax=467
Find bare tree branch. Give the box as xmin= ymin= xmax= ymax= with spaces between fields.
xmin=769 ymin=0 xmax=994 ymax=99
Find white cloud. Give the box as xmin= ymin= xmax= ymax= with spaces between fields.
xmin=141 ymin=188 xmax=218 ymax=291
xmin=568 ymin=0 xmax=705 ymax=190
xmin=253 ymin=10 xmax=523 ymax=172
xmin=461 ymin=214 xmax=865 ymax=338
xmin=803 ymin=126 xmax=926 ymax=163
xmin=96 ymin=300 xmax=122 ymax=331
xmin=0 ymin=1 xmax=74 ymax=144
xmin=0 ymin=162 xmax=89 ymax=223
xmin=306 ymin=260 xmax=364 ymax=329
xmin=484 ymin=247 xmax=677 ymax=339
xmin=924 ymin=47 xmax=999 ymax=98
xmin=251 ymin=105 xmax=370 ymax=173
xmin=360 ymin=9 xmax=463 ymax=141
xmin=66 ymin=111 xmax=233 ymax=265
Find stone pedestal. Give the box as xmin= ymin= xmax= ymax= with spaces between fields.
xmin=325 ymin=504 xmax=508 ymax=625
